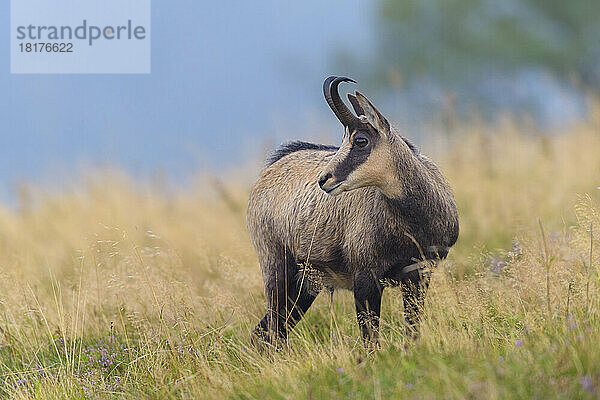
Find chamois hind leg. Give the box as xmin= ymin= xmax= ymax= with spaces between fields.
xmin=252 ymin=247 xmax=318 ymax=348
xmin=353 ymin=269 xmax=384 ymax=350
xmin=401 ymin=271 xmax=431 ymax=338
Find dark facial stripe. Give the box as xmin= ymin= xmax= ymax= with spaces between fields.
xmin=333 ymin=133 xmax=374 ymax=182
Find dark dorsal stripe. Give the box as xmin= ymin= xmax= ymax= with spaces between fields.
xmin=266 ymin=141 xmax=338 ymax=167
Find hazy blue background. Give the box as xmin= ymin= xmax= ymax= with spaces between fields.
xmin=3 ymin=0 xmax=598 ymax=202
xmin=2 ymin=1 xmax=374 ymax=199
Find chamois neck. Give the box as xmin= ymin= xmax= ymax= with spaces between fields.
xmin=380 ymin=135 xmax=433 ymax=202
xmin=380 ymin=134 xmax=458 ymax=246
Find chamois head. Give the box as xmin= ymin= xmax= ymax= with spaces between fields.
xmin=318 ymin=76 xmax=402 ymax=197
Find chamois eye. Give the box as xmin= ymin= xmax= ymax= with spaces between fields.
xmin=354 ymin=137 xmax=368 ymax=148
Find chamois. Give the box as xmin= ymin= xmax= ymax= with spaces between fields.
xmin=247 ymin=76 xmax=459 ymax=348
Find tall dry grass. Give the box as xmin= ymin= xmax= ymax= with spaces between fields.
xmin=0 ymin=120 xmax=599 ymax=399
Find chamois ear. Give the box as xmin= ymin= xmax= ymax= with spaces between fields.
xmin=355 ymin=91 xmax=390 ymax=135
xmin=347 ymin=93 xmax=365 ymax=117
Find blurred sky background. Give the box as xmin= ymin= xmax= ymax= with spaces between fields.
xmin=2 ymin=0 xmax=599 ymax=202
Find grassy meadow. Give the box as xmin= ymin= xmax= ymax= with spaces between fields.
xmin=1 ymin=119 xmax=600 ymax=399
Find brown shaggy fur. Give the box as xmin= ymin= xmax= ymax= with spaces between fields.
xmin=247 ymin=80 xmax=459 ymax=348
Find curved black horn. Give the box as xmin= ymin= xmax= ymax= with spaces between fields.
xmin=323 ymin=76 xmax=358 ymax=126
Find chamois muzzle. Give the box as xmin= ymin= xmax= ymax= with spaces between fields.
xmin=318 ymin=172 xmax=342 ymax=195
xmin=318 ymin=172 xmax=332 ymax=189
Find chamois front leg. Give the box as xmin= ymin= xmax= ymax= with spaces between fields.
xmin=353 ymin=269 xmax=384 ymax=350
xmin=401 ymin=271 xmax=431 ymax=338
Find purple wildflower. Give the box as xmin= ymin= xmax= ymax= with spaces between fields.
xmin=569 ymin=323 xmax=577 ymax=331
xmin=515 ymin=339 xmax=523 ymax=348
xmin=337 ymin=368 xmax=343 ymax=374
xmin=580 ymin=376 xmax=593 ymax=392
xmin=489 ymin=256 xmax=506 ymax=274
